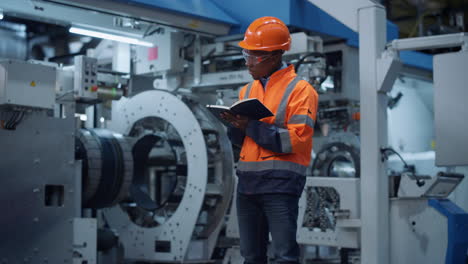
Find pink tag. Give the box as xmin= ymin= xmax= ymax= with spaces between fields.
xmin=148 ymin=47 xmax=158 ymax=61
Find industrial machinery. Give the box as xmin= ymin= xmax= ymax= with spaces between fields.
xmin=0 ymin=56 xmax=235 ymax=263
xmin=1 ymin=0 xmax=468 ymax=264
xmin=103 ymin=89 xmax=235 ymax=262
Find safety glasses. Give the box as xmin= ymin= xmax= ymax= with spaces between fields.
xmin=242 ymin=49 xmax=274 ymax=65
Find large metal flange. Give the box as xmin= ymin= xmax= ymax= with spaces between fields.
xmin=105 ymin=90 xmax=208 ymax=262
xmin=76 ymin=128 xmax=133 ymax=209
xmin=311 ymin=142 xmax=360 ymax=178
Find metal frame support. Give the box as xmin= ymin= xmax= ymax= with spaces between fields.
xmin=194 ymin=34 xmax=202 ymax=85
xmin=389 ymin=33 xmax=468 ymax=51
xmin=308 ymin=1 xmax=391 ymax=263
xmin=358 ymin=4 xmax=389 ymax=264
xmin=377 ymin=50 xmax=402 ymax=93
xmin=307 ymin=0 xmax=377 ymax=32
xmin=308 ymin=2 xmax=467 ymax=264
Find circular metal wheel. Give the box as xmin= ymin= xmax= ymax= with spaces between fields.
xmin=311 ymin=142 xmax=360 ymax=178
xmin=104 ymin=90 xmax=234 ymax=262
xmin=305 ymin=142 xmax=360 ymax=231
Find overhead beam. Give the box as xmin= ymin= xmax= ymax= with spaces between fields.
xmin=307 ymin=0 xmax=382 ymax=32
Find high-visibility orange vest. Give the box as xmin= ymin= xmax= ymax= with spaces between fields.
xmin=237 ymin=65 xmax=318 ymax=176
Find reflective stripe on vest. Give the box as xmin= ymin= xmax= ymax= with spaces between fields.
xmin=274 ymin=76 xmax=302 ymax=128
xmin=243 ymin=76 xmax=303 ymax=154
xmin=275 ymin=76 xmax=302 ymax=153
xmin=237 ymin=160 xmax=308 ymax=175
xmin=244 ymin=76 xmax=302 ymax=127
xmin=244 ymin=82 xmax=254 ymax=99
xmin=278 ymin=127 xmax=292 ymax=153
xmin=289 ymin=114 xmax=315 ymax=129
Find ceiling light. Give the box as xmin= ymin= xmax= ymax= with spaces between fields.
xmin=69 ymin=27 xmax=153 ymax=47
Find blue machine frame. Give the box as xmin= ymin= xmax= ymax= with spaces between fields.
xmin=429 ymin=199 xmax=468 ymax=264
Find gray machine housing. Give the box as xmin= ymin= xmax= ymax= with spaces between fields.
xmin=0 ymin=60 xmax=56 ymax=109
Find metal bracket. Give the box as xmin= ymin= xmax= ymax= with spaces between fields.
xmin=377 ymin=50 xmax=402 ymax=93
xmin=462 ymin=36 xmax=468 ymax=52
xmin=389 ymin=33 xmax=468 ymax=51
xmin=297 ymin=177 xmax=361 ymax=248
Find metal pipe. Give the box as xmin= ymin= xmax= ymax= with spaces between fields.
xmin=97 ymin=87 xmax=124 ymax=101
xmin=389 ymin=33 xmax=468 ymax=51
xmin=193 ymin=34 xmax=201 ymax=85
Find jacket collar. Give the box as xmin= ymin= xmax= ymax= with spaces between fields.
xmin=259 ymin=62 xmax=294 ymax=88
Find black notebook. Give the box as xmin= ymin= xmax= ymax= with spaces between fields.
xmin=206 ymin=98 xmax=274 ymax=127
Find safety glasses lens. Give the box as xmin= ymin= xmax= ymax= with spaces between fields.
xmin=242 ymin=50 xmax=271 ymax=64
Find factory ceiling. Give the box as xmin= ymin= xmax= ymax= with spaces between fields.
xmin=384 ymin=0 xmax=467 ymax=38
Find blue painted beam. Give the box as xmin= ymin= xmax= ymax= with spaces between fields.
xmin=400 ymin=50 xmax=433 ymax=71
xmin=429 ymin=199 xmax=468 ymax=264
xmin=112 ymin=0 xmax=238 ymax=25
xmin=210 ymin=0 xmax=398 ymax=42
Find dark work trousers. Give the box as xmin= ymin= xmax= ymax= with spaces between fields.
xmin=236 ymin=192 xmax=300 ymax=264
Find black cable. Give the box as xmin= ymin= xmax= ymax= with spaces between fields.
xmin=10 ymin=111 xmax=19 ymax=129
xmin=381 ymin=147 xmax=425 ymax=187
xmin=380 ymin=147 xmax=409 ymax=168
xmin=388 ymin=92 xmax=403 ymax=109
xmin=5 ymin=111 xmax=19 ymax=130
xmin=145 ymin=27 xmax=165 ymax=37
xmin=143 ymin=25 xmax=153 ymax=37
xmin=143 ymin=26 xmax=165 ymax=38
xmin=183 ymin=34 xmax=196 ymax=49
xmin=5 ymin=112 xmax=15 ymax=129
xmin=294 ymin=52 xmax=325 ymax=72
xmin=12 ymin=111 xmax=25 ymax=129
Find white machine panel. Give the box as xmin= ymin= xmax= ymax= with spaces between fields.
xmin=0 ymin=60 xmax=56 ymax=109
xmin=434 ymin=51 xmax=468 ymax=166
xmin=134 ymin=31 xmax=184 ymax=74
xmin=390 ymin=199 xmax=447 ymax=264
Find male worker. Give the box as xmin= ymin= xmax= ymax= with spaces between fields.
xmin=221 ymin=17 xmax=318 ymax=264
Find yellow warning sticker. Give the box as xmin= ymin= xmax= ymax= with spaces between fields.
xmin=188 ymin=20 xmax=200 ymax=29
xmin=30 ymin=81 xmax=36 ymax=87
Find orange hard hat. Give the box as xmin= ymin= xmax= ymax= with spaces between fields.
xmin=238 ymin=16 xmax=291 ymax=52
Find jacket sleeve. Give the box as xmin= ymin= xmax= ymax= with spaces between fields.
xmin=227 ymin=127 xmax=245 ymax=147
xmin=245 ymin=120 xmax=283 ymax=152
xmin=245 ymin=81 xmax=318 ymax=153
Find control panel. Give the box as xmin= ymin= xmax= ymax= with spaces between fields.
xmin=73 ymin=56 xmax=98 ymax=101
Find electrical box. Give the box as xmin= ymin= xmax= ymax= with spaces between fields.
xmin=434 ymin=51 xmax=468 ymax=166
xmin=0 ymin=60 xmax=56 ymax=109
xmin=74 ymin=56 xmax=98 ymax=101
xmin=134 ymin=31 xmax=184 ymax=75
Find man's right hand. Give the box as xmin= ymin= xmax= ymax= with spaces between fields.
xmin=221 ymin=112 xmax=250 ymax=132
